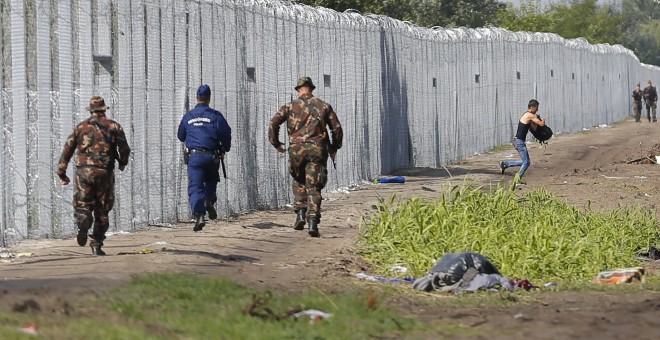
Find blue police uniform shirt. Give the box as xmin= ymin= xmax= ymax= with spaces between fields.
xmin=177 ymin=103 xmax=232 ymax=152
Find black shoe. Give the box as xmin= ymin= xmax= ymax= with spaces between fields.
xmin=193 ymin=214 xmax=205 ymax=232
xmin=77 ymin=228 xmax=89 ymax=246
xmin=90 ymin=241 xmax=105 ymax=256
xmin=293 ymin=209 xmax=307 ymax=230
xmin=308 ymin=219 xmax=320 ymax=238
xmin=205 ymin=200 xmax=217 ymax=220
xmin=499 ymin=162 xmax=506 ymax=175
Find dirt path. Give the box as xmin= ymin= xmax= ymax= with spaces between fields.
xmin=1 ymin=118 xmax=659 ymax=338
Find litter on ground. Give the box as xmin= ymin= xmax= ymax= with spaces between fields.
xmin=593 ymin=267 xmax=645 ymax=284
xmin=355 ymin=272 xmax=413 ymax=284
xmin=292 ymin=309 xmax=333 ymax=323
xmin=413 ymin=252 xmax=538 ymax=294
xmin=19 ymin=323 xmax=38 ymax=335
xmin=389 ymin=265 xmax=408 ymax=273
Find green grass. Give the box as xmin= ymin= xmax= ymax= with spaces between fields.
xmin=359 ymin=183 xmax=660 ymax=283
xmin=1 ymin=275 xmax=538 ymax=339
xmin=0 ymin=274 xmax=422 ymax=339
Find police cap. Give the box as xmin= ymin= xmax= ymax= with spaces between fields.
xmin=197 ymin=84 xmax=211 ymax=98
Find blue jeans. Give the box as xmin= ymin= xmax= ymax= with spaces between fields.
xmin=503 ymin=139 xmax=530 ymax=179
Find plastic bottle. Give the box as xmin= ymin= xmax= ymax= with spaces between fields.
xmin=373 ymin=176 xmax=405 ymax=184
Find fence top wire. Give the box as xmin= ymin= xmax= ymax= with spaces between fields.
xmin=240 ymin=0 xmax=641 ymax=60
xmin=2 ymin=0 xmax=655 ymax=64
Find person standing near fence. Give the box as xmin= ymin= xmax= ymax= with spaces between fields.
xmin=632 ymin=83 xmax=643 ymax=122
xmin=57 ymin=96 xmax=131 ymax=256
xmin=642 ymin=80 xmax=657 ymax=122
xmin=499 ymin=99 xmax=545 ymax=185
xmin=177 ymin=84 xmax=232 ymax=232
xmin=269 ymin=76 xmax=343 ymax=238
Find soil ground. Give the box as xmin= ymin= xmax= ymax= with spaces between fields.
xmin=1 ymin=118 xmax=659 ymax=338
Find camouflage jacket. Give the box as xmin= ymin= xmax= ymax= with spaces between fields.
xmin=632 ymin=89 xmax=643 ymax=102
xmin=269 ymin=93 xmax=343 ymax=150
xmin=57 ymin=112 xmax=131 ymax=177
xmin=643 ymin=85 xmax=658 ymax=102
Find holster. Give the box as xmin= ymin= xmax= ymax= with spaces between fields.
xmin=213 ymin=150 xmax=223 ymax=166
xmin=183 ymin=148 xmax=190 ymax=165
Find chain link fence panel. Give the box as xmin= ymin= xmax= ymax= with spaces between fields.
xmin=0 ymin=0 xmax=658 ymax=246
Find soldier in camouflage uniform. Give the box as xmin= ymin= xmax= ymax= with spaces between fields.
xmin=632 ymin=83 xmax=643 ymax=122
xmin=642 ymin=80 xmax=658 ymax=122
xmin=57 ymin=96 xmax=131 ymax=255
xmin=269 ymin=76 xmax=343 ymax=237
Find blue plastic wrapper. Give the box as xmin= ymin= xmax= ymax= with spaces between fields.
xmin=375 ymin=176 xmax=405 ymax=184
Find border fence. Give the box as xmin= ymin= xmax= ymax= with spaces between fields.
xmin=1 ymin=0 xmax=658 ymax=247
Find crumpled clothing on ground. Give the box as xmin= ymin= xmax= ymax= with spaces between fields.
xmin=413 ymin=268 xmax=513 ymax=293
xmin=412 ymin=252 xmax=537 ymax=294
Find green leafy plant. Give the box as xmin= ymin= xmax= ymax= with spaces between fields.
xmin=359 ymin=184 xmax=659 ymax=282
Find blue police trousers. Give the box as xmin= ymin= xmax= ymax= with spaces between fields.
xmin=187 ymin=153 xmax=220 ymax=215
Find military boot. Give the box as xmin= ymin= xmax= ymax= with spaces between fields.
xmin=193 ymin=213 xmax=206 ymax=232
xmin=293 ymin=209 xmax=307 ymax=230
xmin=90 ymin=240 xmax=105 ymax=256
xmin=307 ymin=218 xmax=320 ymax=238
xmin=205 ymin=199 xmax=217 ymax=220
xmin=77 ymin=228 xmax=89 ymax=246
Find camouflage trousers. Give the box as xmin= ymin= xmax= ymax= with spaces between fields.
xmin=288 ymin=143 xmax=328 ymax=221
xmin=645 ymin=101 xmax=657 ymax=121
xmin=633 ymin=101 xmax=642 ymax=121
xmin=74 ymin=167 xmax=115 ymax=243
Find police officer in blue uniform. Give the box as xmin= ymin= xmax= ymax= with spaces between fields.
xmin=177 ymin=84 xmax=232 ymax=231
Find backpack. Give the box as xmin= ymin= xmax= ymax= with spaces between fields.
xmin=531 ymin=124 xmax=553 ymax=142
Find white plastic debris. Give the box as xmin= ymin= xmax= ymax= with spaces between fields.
xmin=0 ymin=252 xmax=34 ymax=259
xmin=292 ymin=309 xmax=333 ymax=323
xmin=19 ymin=323 xmax=38 ymax=335
xmin=355 ymin=273 xmax=382 ymax=282
xmin=389 ymin=265 xmax=408 ymax=273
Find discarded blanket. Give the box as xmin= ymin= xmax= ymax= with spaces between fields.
xmin=413 ymin=252 xmax=513 ymax=294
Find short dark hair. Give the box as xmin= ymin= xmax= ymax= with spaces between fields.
xmin=528 ymin=99 xmax=539 ymax=108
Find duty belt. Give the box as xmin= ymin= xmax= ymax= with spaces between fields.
xmin=189 ymin=149 xmax=216 ymax=154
